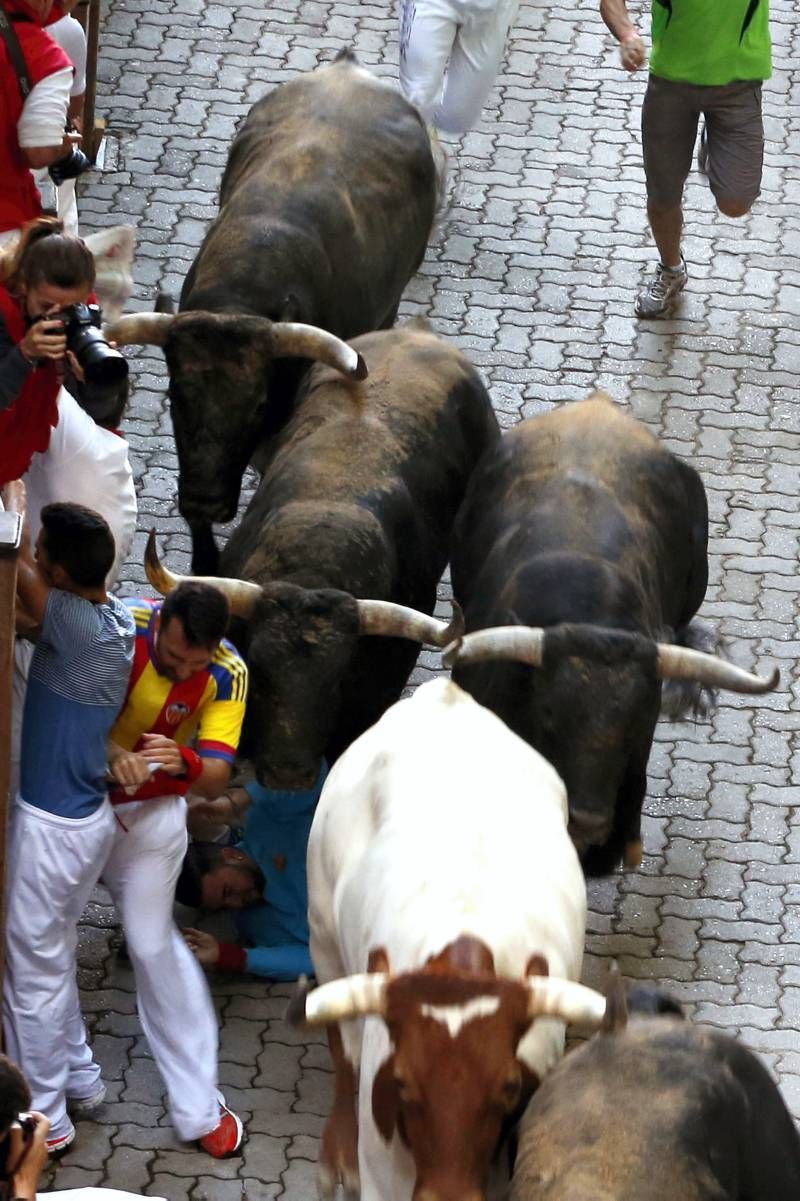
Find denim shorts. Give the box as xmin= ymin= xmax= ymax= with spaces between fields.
xmin=641 ymin=74 xmax=764 ymax=209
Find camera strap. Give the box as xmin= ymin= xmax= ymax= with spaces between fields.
xmin=0 ymin=9 xmax=32 ymax=99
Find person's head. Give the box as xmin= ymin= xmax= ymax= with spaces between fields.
xmin=0 ymin=1055 xmax=31 ymax=1141
xmin=176 ymin=842 xmax=264 ymax=911
xmin=37 ymin=503 xmax=115 ymax=592
xmin=155 ymin=583 xmax=230 ymax=683
xmin=5 ymin=218 xmax=95 ymax=319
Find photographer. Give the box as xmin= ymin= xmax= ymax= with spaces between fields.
xmin=0 ymin=1056 xmax=48 ymax=1201
xmin=0 ymin=216 xmax=135 ymax=579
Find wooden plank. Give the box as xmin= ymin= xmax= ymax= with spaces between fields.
xmin=74 ymin=0 xmax=102 ymax=163
xmin=0 ymin=511 xmax=22 ymax=1004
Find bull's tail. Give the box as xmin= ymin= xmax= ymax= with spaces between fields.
xmin=660 ymin=619 xmax=721 ymax=720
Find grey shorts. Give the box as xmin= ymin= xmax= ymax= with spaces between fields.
xmin=641 ymin=74 xmax=764 ymax=209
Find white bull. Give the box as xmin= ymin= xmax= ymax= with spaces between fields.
xmin=296 ymin=678 xmax=603 ymax=1201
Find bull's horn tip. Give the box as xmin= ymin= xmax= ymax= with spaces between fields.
xmin=284 ymin=975 xmax=311 ymax=1027
xmin=441 ymin=637 xmax=462 ymax=669
xmin=447 ymin=599 xmax=464 ymax=630
xmin=765 ymin=666 xmax=780 ymax=690
xmin=145 ymin=528 xmax=159 ymax=559
xmin=352 ymin=353 xmax=368 ymax=381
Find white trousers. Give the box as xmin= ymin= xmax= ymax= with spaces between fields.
xmin=3 ymin=796 xmax=117 ymax=1141
xmin=7 ymin=384 xmax=138 ymax=801
xmin=101 ymin=796 xmax=220 ymax=1142
xmin=399 ymin=0 xmax=520 ymax=134
xmin=42 ymin=1193 xmax=166 ymax=1201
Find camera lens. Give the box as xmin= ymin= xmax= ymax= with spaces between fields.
xmin=62 ymin=306 xmax=129 ymax=389
xmin=72 ymin=328 xmax=129 ymax=388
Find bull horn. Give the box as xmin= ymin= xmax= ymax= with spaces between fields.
xmin=442 ymin=626 xmax=546 ymax=670
xmin=269 ymin=322 xmax=368 ymax=380
xmin=104 ymin=312 xmax=176 ymax=347
xmin=655 ymin=643 xmax=779 ymax=694
xmin=357 ymin=599 xmax=464 ymax=647
xmin=526 ymin=976 xmax=607 ymax=1027
xmin=144 ymin=529 xmax=263 ymax=619
xmin=300 ymin=973 xmax=389 ymax=1025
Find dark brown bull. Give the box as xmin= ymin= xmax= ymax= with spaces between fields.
xmin=145 ymin=320 xmax=499 ymax=788
xmin=447 ymin=393 xmax=778 ymax=874
xmin=108 ymin=50 xmax=440 ymax=573
xmin=511 ymin=977 xmax=800 ymax=1200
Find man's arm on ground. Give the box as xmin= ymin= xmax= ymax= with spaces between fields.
xmin=184 ymin=928 xmax=313 ymax=980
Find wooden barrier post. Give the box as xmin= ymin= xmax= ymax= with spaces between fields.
xmin=74 ymin=0 xmax=105 ymax=163
xmin=0 ymin=510 xmax=21 ymax=1000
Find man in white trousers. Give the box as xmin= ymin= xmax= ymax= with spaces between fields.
xmin=399 ymin=0 xmax=520 ymax=134
xmin=1 ymin=489 xmax=136 ymax=1156
xmin=105 ymin=582 xmax=248 ymax=1158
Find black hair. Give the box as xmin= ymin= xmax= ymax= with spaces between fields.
xmin=160 ymin=582 xmax=230 ymax=649
xmin=40 ymin=502 xmax=115 ymax=589
xmin=0 ymin=1055 xmax=31 ymax=1137
xmin=175 ymin=841 xmax=264 ymax=908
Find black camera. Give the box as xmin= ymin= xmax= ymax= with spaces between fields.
xmin=0 ymin=1112 xmax=36 ymax=1188
xmin=47 ymin=126 xmax=92 ymax=188
xmin=61 ymin=302 xmax=129 ymax=389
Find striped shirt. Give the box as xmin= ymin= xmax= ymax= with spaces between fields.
xmin=109 ymin=598 xmax=247 ymax=802
xmin=20 ymin=590 xmax=136 ymax=818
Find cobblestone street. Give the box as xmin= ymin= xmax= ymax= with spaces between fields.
xmin=45 ymin=0 xmax=800 ymax=1195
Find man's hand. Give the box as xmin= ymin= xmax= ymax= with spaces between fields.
xmin=138 ymin=732 xmax=185 ymax=775
xmin=108 ymin=748 xmax=151 ymax=794
xmin=619 ymin=30 xmax=646 ymax=71
xmin=1 ymin=479 xmax=27 ymax=519
xmin=8 ymin=1111 xmax=50 ymax=1201
xmin=183 ymin=928 xmax=220 ymax=966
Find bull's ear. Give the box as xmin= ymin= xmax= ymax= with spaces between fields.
xmin=372 ymin=1055 xmax=399 ymax=1143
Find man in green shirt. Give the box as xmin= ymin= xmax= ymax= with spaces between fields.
xmin=600 ymin=0 xmax=771 ymax=317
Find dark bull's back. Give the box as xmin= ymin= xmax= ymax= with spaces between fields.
xmin=220 ymin=322 xmax=500 ymax=783
xmin=450 ymin=395 xmax=712 ymax=873
xmin=511 ymin=1018 xmax=800 ymax=1200
xmin=161 ymin=53 xmax=440 ymax=570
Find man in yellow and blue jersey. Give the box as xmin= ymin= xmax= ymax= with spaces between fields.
xmin=105 ymin=581 xmax=248 ymax=1159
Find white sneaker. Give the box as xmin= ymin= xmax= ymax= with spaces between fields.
xmin=635 ymin=257 xmax=688 ymax=318
xmin=68 ymin=1081 xmax=107 ymax=1115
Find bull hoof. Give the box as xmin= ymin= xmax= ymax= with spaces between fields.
xmin=318 ymin=1164 xmax=337 ymax=1200
xmin=318 ymin=1164 xmax=360 ymax=1201
xmin=343 ymin=1168 xmax=361 ymax=1201
xmin=623 ymin=839 xmax=643 ymax=869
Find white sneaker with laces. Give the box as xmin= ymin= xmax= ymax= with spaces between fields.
xmin=635 ymin=257 xmax=688 ymax=318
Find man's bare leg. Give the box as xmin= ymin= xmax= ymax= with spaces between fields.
xmin=647 ymin=200 xmax=683 ymax=268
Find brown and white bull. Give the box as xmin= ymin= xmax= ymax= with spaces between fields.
xmin=289 ymin=678 xmax=607 ymax=1201
xmin=106 ymin=51 xmax=440 ymax=573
